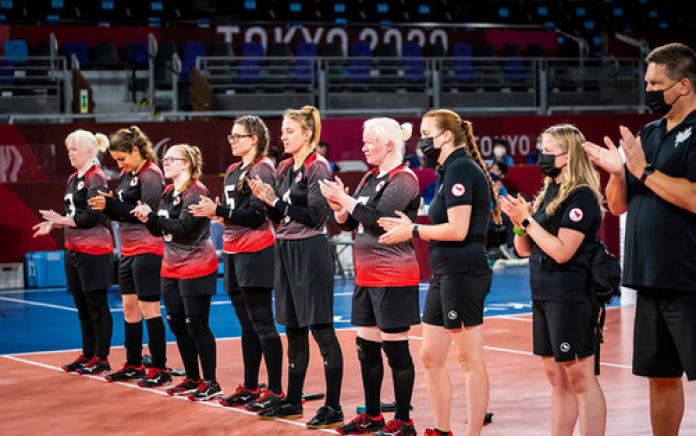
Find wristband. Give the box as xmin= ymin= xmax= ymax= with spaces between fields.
xmin=513 ymin=226 xmax=527 ymax=236
xmin=411 ymin=224 xmax=420 ymax=238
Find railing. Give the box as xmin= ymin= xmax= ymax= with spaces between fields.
xmin=0 ymin=55 xmax=69 ymax=115
xmin=2 ymin=55 xmax=645 ymax=123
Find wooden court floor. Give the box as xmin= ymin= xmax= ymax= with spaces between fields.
xmin=2 ymin=306 xmax=695 ymax=435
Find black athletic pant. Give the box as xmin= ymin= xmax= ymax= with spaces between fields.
xmin=69 ymin=287 xmax=112 ymax=360
xmin=229 ymin=287 xmax=283 ymax=394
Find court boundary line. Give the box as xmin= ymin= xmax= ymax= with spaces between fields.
xmin=0 ymin=353 xmax=337 ymax=433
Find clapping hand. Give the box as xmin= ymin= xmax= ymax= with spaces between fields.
xmin=130 ymin=201 xmax=152 ymax=223
xmin=189 ymin=195 xmax=219 ymax=218
xmin=498 ymin=194 xmax=531 ymax=228
xmin=87 ymin=190 xmax=112 ymax=211
xmin=377 ymin=211 xmax=413 ymax=245
xmin=248 ymin=176 xmax=278 ymax=206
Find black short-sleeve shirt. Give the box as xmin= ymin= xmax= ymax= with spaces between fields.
xmin=529 ymin=184 xmax=601 ymax=302
xmin=623 ymin=110 xmax=696 ymax=292
xmin=427 ymin=148 xmax=491 ymax=275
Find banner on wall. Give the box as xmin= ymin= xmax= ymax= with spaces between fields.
xmin=0 ymin=113 xmax=654 ymax=182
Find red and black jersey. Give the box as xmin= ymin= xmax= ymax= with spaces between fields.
xmin=219 ymin=156 xmax=276 ymax=253
xmin=269 ymin=152 xmax=331 ymax=240
xmin=63 ymin=165 xmax=114 ymax=255
xmin=105 ymin=160 xmax=165 ymax=257
xmin=146 ymin=180 xmax=218 ymax=280
xmin=341 ymin=165 xmax=421 ymax=287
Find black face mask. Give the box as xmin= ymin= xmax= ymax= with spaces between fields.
xmin=646 ymin=81 xmax=680 ymax=116
xmin=418 ymin=137 xmax=440 ymax=167
xmin=538 ymin=152 xmax=564 ymax=178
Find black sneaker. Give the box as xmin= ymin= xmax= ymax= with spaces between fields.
xmin=258 ymin=399 xmax=303 ymax=420
xmin=336 ymin=413 xmax=385 ymax=434
xmin=306 ymin=405 xmax=344 ymax=429
xmin=375 ymin=419 xmax=417 ymax=436
xmin=105 ymin=363 xmax=146 ymax=382
xmin=188 ymin=380 xmax=223 ymax=401
xmin=166 ymin=378 xmax=200 ymax=396
xmin=138 ymin=367 xmax=172 ymax=387
xmin=76 ymin=357 xmax=111 ymax=375
xmin=220 ymin=384 xmax=261 ymax=407
xmin=246 ymin=389 xmax=285 ymax=412
xmin=62 ymin=354 xmax=89 ymax=373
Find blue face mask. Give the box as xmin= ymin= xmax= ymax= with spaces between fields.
xmin=489 ymin=172 xmax=500 ymax=182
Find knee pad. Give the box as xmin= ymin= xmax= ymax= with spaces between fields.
xmin=286 ymin=327 xmax=309 ymax=374
xmin=185 ymin=315 xmax=210 ymax=338
xmin=382 ymin=340 xmax=414 ymax=371
xmin=356 ymin=336 xmax=382 ymax=366
xmin=166 ymin=313 xmax=188 ymax=338
xmin=311 ymin=325 xmax=338 ymax=353
xmin=254 ymin=319 xmax=280 ymax=341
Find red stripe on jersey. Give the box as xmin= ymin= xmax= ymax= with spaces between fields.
xmin=161 ymin=244 xmax=218 ymax=279
xmin=223 ymin=227 xmax=275 ymax=253
xmin=64 ymin=240 xmax=113 ymax=255
xmin=354 ymin=256 xmax=420 ymax=287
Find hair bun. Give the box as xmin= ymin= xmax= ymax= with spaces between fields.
xmin=400 ymin=122 xmax=413 ymax=141
xmin=95 ymin=133 xmax=109 ymax=153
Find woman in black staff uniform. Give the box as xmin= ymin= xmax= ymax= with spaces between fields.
xmin=189 ymin=115 xmax=284 ymax=408
xmin=320 ymin=118 xmax=421 ymax=436
xmin=132 ymin=144 xmax=222 ymax=401
xmin=379 ymin=109 xmax=499 ymax=436
xmin=89 ymin=126 xmax=171 ymax=387
xmin=249 ymin=106 xmax=344 ymax=429
xmin=499 ymin=124 xmax=607 ymax=436
xmin=33 ymin=129 xmax=114 ymax=375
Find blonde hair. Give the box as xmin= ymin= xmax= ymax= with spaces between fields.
xmin=532 ymin=124 xmax=604 ymax=217
xmin=170 ymin=143 xmax=203 ymax=192
xmin=65 ymin=129 xmax=108 ymax=165
xmin=423 ymin=109 xmax=502 ymax=225
xmin=283 ymin=105 xmax=321 ymax=149
xmin=362 ymin=117 xmax=412 ymax=160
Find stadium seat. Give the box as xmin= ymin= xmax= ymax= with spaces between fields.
xmin=64 ymin=40 xmax=89 ymax=68
xmin=4 ymin=39 xmax=29 ymax=64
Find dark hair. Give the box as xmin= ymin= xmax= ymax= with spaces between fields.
xmin=109 ymin=125 xmax=157 ymax=163
xmin=492 ymin=137 xmax=510 ymax=150
xmin=424 ymin=109 xmax=502 ymax=225
xmin=491 ymin=161 xmax=508 ymax=175
xmin=646 ymin=43 xmax=696 ymax=87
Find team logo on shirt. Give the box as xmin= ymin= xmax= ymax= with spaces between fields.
xmin=77 ymin=181 xmax=85 ymax=191
xmin=447 ymin=310 xmax=458 ymax=320
xmin=295 ymin=172 xmax=303 ymax=183
xmin=173 ymin=196 xmax=181 ymax=206
xmin=675 ymin=126 xmax=692 ymax=147
xmin=559 ymin=342 xmax=571 ymax=353
xmin=569 ymin=207 xmax=583 ymax=222
xmin=130 ymin=176 xmax=138 ymax=187
xmin=451 ymin=183 xmax=466 ymax=197
xmin=375 ymin=180 xmax=386 ymax=192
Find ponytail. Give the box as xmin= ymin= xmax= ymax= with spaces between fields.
xmin=284 ymin=105 xmax=322 ymax=149
xmin=462 ymin=121 xmax=502 ymax=225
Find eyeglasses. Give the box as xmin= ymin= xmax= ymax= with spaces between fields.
xmin=228 ymin=134 xmax=253 ymax=143
xmin=162 ymin=157 xmax=187 ymax=165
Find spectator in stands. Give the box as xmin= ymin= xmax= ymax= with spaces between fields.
xmin=582 ymin=42 xmax=696 ymax=436
xmin=501 ymin=123 xmax=607 ymax=436
xmin=33 ymin=130 xmax=114 ymax=375
xmin=88 ymin=126 xmax=170 ymax=387
xmin=487 ymin=161 xmax=516 ymax=259
xmin=378 ymin=109 xmax=500 ymax=436
xmin=316 ymin=140 xmax=340 ymax=172
xmin=132 ymin=144 xmax=221 ymax=401
xmin=489 ymin=161 xmax=509 ymax=197
xmin=189 ymin=116 xmax=284 ymax=410
xmin=492 ymin=137 xmax=514 ymax=167
xmin=320 ymin=118 xmax=420 ymax=436
xmin=527 ymin=133 xmax=543 ymax=164
xmin=248 ymin=106 xmax=344 ymax=429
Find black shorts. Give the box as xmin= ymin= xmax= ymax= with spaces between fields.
xmin=633 ymin=288 xmax=696 ymax=380
xmin=224 ymin=245 xmax=275 ymax=291
xmin=275 ymin=236 xmax=334 ymax=328
xmin=118 ymin=254 xmax=162 ymax=301
xmin=64 ymin=250 xmax=113 ymax=292
xmin=351 ymin=285 xmax=420 ymax=330
xmin=161 ymin=271 xmax=217 ymax=302
xmin=162 ymin=281 xmax=212 ymax=317
xmin=533 ymin=300 xmax=598 ymax=362
xmin=423 ymin=272 xmax=491 ymax=329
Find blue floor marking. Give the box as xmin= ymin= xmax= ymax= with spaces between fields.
xmin=0 ymin=268 xmax=535 ymax=355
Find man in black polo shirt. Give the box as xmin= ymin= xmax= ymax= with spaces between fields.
xmin=583 ymin=42 xmax=696 ymax=436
